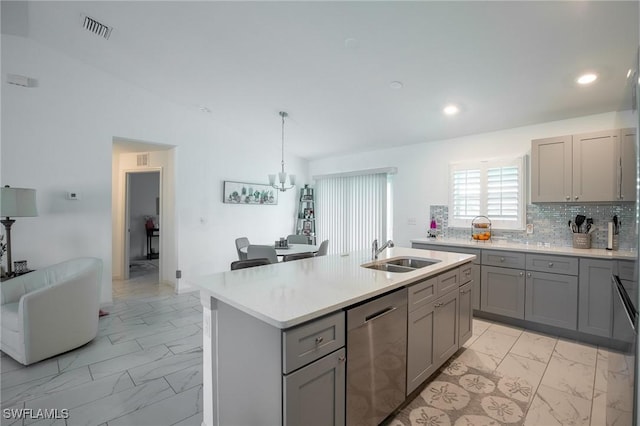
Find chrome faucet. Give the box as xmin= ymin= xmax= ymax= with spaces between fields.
xmin=372 ymin=239 xmax=394 ymax=260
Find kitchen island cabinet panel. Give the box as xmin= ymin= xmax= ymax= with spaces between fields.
xmin=434 ymin=289 xmax=460 ymax=367
xmin=284 ymin=348 xmax=345 ymax=426
xmin=481 ymin=266 xmax=525 ymax=319
xmin=525 ymin=271 xmax=578 ymax=330
xmin=406 ymin=303 xmax=436 ymax=394
xmin=459 ymin=281 xmax=473 ymax=345
xmin=579 ymin=259 xmax=613 ymax=337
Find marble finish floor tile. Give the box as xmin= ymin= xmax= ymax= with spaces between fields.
xmin=487 ymin=322 xmax=524 ymax=337
xmin=540 ymin=356 xmax=596 ymax=400
xmin=127 ymin=348 xmax=202 ymax=385
xmin=164 ymin=364 xmax=203 ymax=393
xmin=468 ymin=329 xmax=519 ymax=359
xmin=2 ymin=367 xmax=93 ymax=407
xmin=89 ymin=345 xmax=174 ymax=380
xmin=57 ymin=337 xmax=142 ymax=373
xmin=553 ymin=339 xmax=597 ymax=367
xmin=135 ymin=324 xmax=201 ymax=350
xmin=510 ymin=330 xmax=558 ymax=364
xmin=524 ymin=384 xmax=591 ymax=426
xmin=495 ymin=353 xmax=547 ymax=404
xmin=453 ymin=348 xmax=502 ymax=374
xmin=472 ymin=318 xmax=493 ymax=335
xmin=0 ymin=359 xmax=59 ymax=390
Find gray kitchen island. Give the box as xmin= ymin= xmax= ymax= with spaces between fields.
xmin=189 ymin=247 xmax=475 ymax=426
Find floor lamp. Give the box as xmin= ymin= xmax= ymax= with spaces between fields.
xmin=1 ymin=186 xmax=38 ymax=277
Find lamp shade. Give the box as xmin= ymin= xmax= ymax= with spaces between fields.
xmin=1 ymin=187 xmax=38 ymax=217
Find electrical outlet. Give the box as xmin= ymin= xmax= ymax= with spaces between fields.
xmin=526 ymin=223 xmax=534 ymax=234
xmin=66 ymin=191 xmax=80 ymax=200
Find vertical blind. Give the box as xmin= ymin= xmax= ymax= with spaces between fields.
xmin=316 ymin=173 xmax=388 ymax=254
xmin=449 ymin=157 xmax=525 ymax=230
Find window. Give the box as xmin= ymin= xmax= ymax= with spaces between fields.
xmin=449 ymin=157 xmax=525 ymax=230
xmin=315 ymin=169 xmax=394 ymax=254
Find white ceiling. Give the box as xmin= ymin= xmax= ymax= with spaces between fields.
xmin=4 ymin=1 xmax=639 ymax=160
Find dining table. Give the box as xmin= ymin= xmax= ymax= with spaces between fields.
xmin=240 ymin=243 xmax=320 ymax=258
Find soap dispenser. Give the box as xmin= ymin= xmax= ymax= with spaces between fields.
xmin=428 ymin=216 xmax=437 ymax=238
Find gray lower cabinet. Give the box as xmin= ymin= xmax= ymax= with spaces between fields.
xmin=459 ymin=281 xmax=473 ymax=345
xmin=434 ymin=289 xmax=459 ymax=367
xmin=406 ymin=282 xmax=460 ymax=395
xmin=283 ymin=348 xmax=346 ymax=426
xmin=579 ymin=259 xmax=613 ymax=337
xmin=471 ymin=264 xmax=481 ymax=310
xmin=525 ymin=271 xmax=578 ymax=330
xmin=406 ymin=302 xmax=436 ymax=394
xmin=481 ymin=266 xmax=525 ymax=319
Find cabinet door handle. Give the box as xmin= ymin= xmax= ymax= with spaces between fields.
xmin=461 ymin=289 xmax=470 ymax=294
xmin=575 ymin=196 xmax=579 ymax=200
xmin=434 ymin=302 xmax=443 ymax=308
xmin=548 ymin=262 xmax=554 ymax=268
xmin=315 ymin=336 xmax=324 ymax=345
xmin=500 ymin=257 xmax=505 ymax=262
xmin=566 ymin=196 xmax=570 ymax=201
xmin=338 ymin=355 xmax=346 ymax=363
xmin=527 ymin=272 xmax=532 ymax=278
xmin=519 ymin=272 xmax=524 ymax=277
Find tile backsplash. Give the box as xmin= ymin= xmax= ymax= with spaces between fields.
xmin=429 ymin=204 xmax=637 ymax=250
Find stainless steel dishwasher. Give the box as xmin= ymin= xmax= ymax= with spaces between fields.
xmin=346 ymin=288 xmax=407 ymax=426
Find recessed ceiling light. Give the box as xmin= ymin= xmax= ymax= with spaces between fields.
xmin=443 ymin=104 xmax=460 ymax=116
xmin=389 ymin=81 xmax=403 ymax=89
xmin=576 ymin=73 xmax=598 ymax=85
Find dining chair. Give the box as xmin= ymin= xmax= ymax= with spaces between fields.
xmin=283 ymin=252 xmax=314 ymax=262
xmin=247 ymin=245 xmax=278 ymax=264
xmin=316 ymin=239 xmax=329 ymax=256
xmin=287 ymin=234 xmax=309 ymax=245
xmin=230 ymin=258 xmax=271 ymax=270
xmin=235 ymin=237 xmax=250 ymax=260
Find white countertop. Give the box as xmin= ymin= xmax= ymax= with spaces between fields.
xmin=411 ymin=237 xmax=636 ymax=260
xmin=188 ymin=247 xmax=475 ymax=329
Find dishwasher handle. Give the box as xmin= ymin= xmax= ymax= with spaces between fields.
xmin=365 ymin=306 xmax=397 ymax=323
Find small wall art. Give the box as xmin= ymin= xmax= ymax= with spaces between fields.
xmin=223 ymin=181 xmax=278 ymax=205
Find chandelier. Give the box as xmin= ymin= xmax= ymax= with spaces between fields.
xmin=269 ymin=111 xmax=296 ymax=192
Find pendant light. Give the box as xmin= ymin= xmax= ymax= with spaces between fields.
xmin=269 ymin=111 xmax=296 ymax=192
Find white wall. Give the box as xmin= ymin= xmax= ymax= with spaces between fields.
xmin=2 ymin=35 xmax=308 ymax=304
xmin=309 ymin=111 xmax=636 ymax=248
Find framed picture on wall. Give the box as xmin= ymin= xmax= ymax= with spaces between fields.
xmin=223 ymin=181 xmax=278 ymax=205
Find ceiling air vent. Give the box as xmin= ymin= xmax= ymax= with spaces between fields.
xmin=82 ymin=15 xmax=112 ymax=40
xmin=137 ymin=153 xmax=150 ymax=167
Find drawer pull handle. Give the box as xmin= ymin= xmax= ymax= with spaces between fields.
xmin=461 ymin=289 xmax=470 ymax=294
xmin=338 ymin=355 xmax=346 ymax=363
xmin=519 ymin=272 xmax=524 ymax=277
xmin=435 ymin=302 xmax=443 ymax=308
xmin=500 ymin=257 xmax=505 ymax=262
xmin=315 ymin=336 xmax=324 ymax=345
xmin=527 ymin=272 xmax=532 ymax=278
xmin=548 ymin=262 xmax=554 ymax=267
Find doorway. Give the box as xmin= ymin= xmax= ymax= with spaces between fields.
xmin=126 ymin=171 xmax=161 ymax=281
xmin=111 ymin=139 xmax=177 ymax=294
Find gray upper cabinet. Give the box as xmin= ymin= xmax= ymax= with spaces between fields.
xmin=531 ymin=135 xmax=573 ymax=202
xmin=620 ymin=128 xmax=637 ymax=201
xmin=531 ymin=128 xmax=636 ymax=203
xmin=579 ymin=259 xmax=613 ymax=338
xmin=572 ymin=130 xmax=619 ymax=202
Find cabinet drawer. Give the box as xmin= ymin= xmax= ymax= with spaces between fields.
xmin=412 ymin=244 xmax=480 ymax=264
xmin=408 ymin=277 xmax=437 ymax=313
xmin=283 ymin=312 xmax=345 ymax=374
xmin=437 ymin=268 xmax=460 ymax=297
xmin=460 ymin=263 xmax=473 ymax=285
xmin=482 ymin=250 xmax=526 ymax=269
xmin=526 ymin=254 xmax=579 ymax=276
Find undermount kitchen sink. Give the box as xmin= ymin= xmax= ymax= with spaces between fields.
xmin=385 ymin=257 xmax=441 ymax=269
xmin=362 ymin=257 xmax=441 ymax=273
